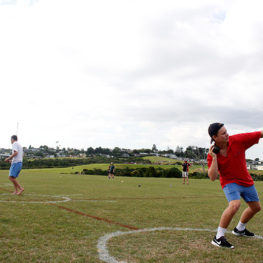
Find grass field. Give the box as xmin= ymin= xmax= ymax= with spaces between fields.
xmin=1 ymin=167 xmax=263 ymax=263
xmin=142 ymin=156 xmax=179 ymax=164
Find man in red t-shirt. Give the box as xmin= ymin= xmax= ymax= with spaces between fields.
xmin=207 ymin=123 xmax=262 ymax=249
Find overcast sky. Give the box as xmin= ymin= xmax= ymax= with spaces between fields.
xmin=1 ymin=0 xmax=263 ymax=159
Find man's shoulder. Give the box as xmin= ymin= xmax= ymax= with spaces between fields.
xmin=13 ymin=142 xmax=22 ymax=149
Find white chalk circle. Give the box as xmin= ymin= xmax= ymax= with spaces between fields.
xmin=0 ymin=194 xmax=71 ymax=203
xmin=0 ymin=194 xmax=116 ymax=203
xmin=97 ymin=227 xmax=263 ymax=263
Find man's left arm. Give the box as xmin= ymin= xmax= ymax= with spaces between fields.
xmin=236 ymin=131 xmax=263 ymax=150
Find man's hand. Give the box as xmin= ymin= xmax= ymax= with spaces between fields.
xmin=208 ymin=145 xmax=219 ymax=181
xmin=208 ymin=145 xmax=217 ymax=159
xmin=4 ymin=158 xmax=10 ymax=162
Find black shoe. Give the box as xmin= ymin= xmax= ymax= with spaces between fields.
xmin=211 ymin=236 xmax=234 ymax=249
xmin=232 ymin=227 xmax=255 ymax=237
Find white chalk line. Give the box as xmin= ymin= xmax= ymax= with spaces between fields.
xmin=0 ymin=194 xmax=116 ymax=203
xmin=70 ymin=200 xmax=116 ymax=202
xmin=0 ymin=194 xmax=71 ymax=203
xmin=97 ymin=227 xmax=263 ymax=263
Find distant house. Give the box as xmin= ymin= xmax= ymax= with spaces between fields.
xmin=195 ymin=159 xmax=208 ymax=164
xmin=45 ymin=155 xmax=55 ymax=158
xmin=168 ymin=154 xmax=178 ymax=159
xmin=48 ymin=148 xmax=55 ymax=151
xmin=139 ymin=153 xmax=148 ymax=156
xmin=150 ymin=153 xmax=160 ymax=156
xmin=31 ymin=148 xmax=39 ymax=152
xmin=247 ymin=161 xmax=263 ymax=170
xmin=121 ymin=153 xmax=129 ymax=158
xmin=57 ymin=154 xmax=66 ymax=158
xmin=79 ymin=153 xmax=86 ymax=158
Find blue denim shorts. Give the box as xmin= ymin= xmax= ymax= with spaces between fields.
xmin=9 ymin=162 xmax=23 ymax=178
xmin=223 ymin=183 xmax=259 ymax=203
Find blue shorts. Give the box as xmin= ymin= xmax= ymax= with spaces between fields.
xmin=9 ymin=162 xmax=23 ymax=178
xmin=223 ymin=183 xmax=259 ymax=203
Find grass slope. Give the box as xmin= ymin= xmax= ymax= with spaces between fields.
xmin=143 ymin=156 xmax=180 ymax=163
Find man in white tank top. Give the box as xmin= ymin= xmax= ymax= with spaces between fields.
xmin=4 ymin=135 xmax=24 ymax=195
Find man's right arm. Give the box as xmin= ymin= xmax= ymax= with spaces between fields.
xmin=208 ymin=145 xmax=219 ymax=181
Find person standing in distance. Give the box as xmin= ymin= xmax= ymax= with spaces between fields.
xmin=4 ymin=135 xmax=24 ymax=195
xmin=108 ymin=164 xmax=111 ymax=179
xmin=207 ymin=123 xmax=262 ymax=249
xmin=182 ymin=160 xmax=192 ymax=185
xmin=109 ymin=162 xmax=115 ymax=179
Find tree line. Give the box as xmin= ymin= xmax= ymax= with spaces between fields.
xmin=81 ymin=166 xmax=209 ymax=179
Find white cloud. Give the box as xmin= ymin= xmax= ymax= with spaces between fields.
xmin=0 ymin=0 xmax=263 ymax=159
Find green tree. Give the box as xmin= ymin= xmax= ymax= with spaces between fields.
xmin=123 ymin=167 xmax=131 ymax=176
xmin=131 ymin=170 xmax=141 ymax=177
xmin=166 ymin=167 xmax=181 ymax=178
xmin=145 ymin=166 xmax=157 ymax=177
xmin=35 ymin=151 xmax=44 ymax=157
xmin=144 ymin=149 xmax=152 ymax=154
xmin=113 ymin=147 xmax=120 ymax=154
xmin=152 ymin=144 xmax=158 ymax=152
xmin=87 ymin=147 xmax=94 ymax=154
xmin=94 ymin=147 xmax=103 ymax=154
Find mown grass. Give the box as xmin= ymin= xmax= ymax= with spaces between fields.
xmin=142 ymin=156 xmax=179 ymax=163
xmin=0 ymin=167 xmax=263 ymax=262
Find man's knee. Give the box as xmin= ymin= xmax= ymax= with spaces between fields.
xmin=255 ymin=205 xmax=261 ymax=213
xmin=251 ymin=203 xmax=261 ymax=213
xmin=229 ymin=200 xmax=241 ymax=213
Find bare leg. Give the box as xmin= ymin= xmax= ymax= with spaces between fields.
xmin=240 ymin=201 xmax=261 ymax=224
xmin=183 ymin=177 xmax=185 ymax=184
xmin=9 ymin=176 xmax=19 ymax=194
xmin=9 ymin=177 xmax=24 ymax=195
xmin=187 ymin=177 xmax=189 ymax=184
xmin=219 ymin=200 xmax=241 ymax=228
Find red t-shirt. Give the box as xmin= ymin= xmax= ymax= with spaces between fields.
xmin=207 ymin=131 xmax=261 ymax=189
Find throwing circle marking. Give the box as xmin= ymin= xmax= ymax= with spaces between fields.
xmin=97 ymin=227 xmax=263 ymax=263
xmin=0 ymin=194 xmax=71 ymax=203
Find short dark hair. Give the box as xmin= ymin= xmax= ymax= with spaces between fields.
xmin=11 ymin=135 xmax=18 ymax=141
